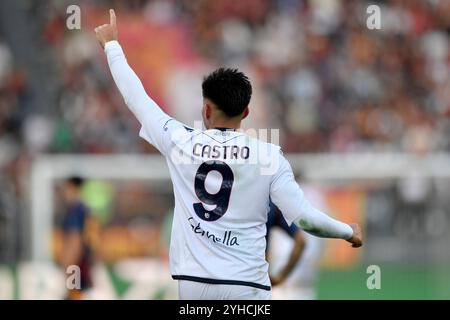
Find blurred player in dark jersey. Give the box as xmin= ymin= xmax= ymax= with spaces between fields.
xmin=266 ymin=202 xmax=305 ymax=287
xmin=60 ymin=177 xmax=95 ymax=300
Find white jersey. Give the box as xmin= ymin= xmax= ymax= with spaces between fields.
xmin=105 ymin=41 xmax=353 ymax=292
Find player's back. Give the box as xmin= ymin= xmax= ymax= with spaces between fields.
xmin=104 ymin=37 xmax=358 ymax=299
xmin=165 ymin=126 xmax=280 ymax=291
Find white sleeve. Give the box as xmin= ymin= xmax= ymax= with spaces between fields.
xmin=104 ymin=40 xmax=182 ymax=155
xmin=270 ymin=153 xmax=353 ymax=240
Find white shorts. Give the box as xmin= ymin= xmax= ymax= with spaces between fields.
xmin=178 ymin=280 xmax=272 ymax=300
xmin=272 ymin=286 xmax=317 ymax=300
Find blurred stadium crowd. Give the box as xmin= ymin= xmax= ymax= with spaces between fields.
xmin=1 ymin=0 xmax=450 ymax=262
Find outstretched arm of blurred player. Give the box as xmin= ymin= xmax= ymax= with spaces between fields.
xmin=270 ymin=231 xmax=305 ymax=286
xmin=94 ymin=9 xmax=174 ymax=153
xmin=270 ymin=154 xmax=363 ymax=248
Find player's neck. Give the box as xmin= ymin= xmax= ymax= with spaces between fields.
xmin=207 ymin=118 xmax=241 ymax=130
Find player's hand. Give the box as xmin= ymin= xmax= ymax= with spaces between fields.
xmin=347 ymin=223 xmax=363 ymax=248
xmin=94 ymin=9 xmax=118 ymax=49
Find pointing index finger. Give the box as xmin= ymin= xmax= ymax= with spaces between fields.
xmin=110 ymin=9 xmax=116 ymax=26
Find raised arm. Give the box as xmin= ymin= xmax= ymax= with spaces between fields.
xmin=270 ymin=154 xmax=362 ymax=248
xmin=94 ymin=9 xmax=173 ymax=153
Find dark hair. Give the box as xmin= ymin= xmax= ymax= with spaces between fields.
xmin=202 ymin=68 xmax=252 ymax=117
xmin=67 ymin=176 xmax=84 ymax=188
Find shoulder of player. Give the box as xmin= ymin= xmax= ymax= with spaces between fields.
xmin=165 ymin=119 xmax=201 ymax=141
xmin=242 ymin=134 xmax=280 ymax=149
xmin=163 ymin=118 xmax=192 ymax=132
xmin=256 ymin=139 xmax=283 ymax=157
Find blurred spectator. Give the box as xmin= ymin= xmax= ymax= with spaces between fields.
xmin=8 ymin=0 xmax=446 ymax=155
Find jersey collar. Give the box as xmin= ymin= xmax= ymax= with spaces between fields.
xmin=212 ymin=127 xmax=237 ymax=132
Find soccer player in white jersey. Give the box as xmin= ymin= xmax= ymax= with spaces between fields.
xmin=95 ymin=10 xmax=362 ymax=300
